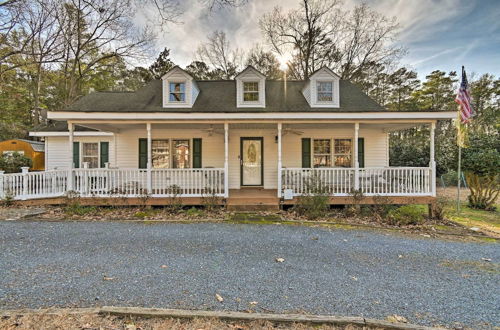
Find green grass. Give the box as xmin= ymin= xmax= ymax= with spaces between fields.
xmin=445 ymin=202 xmax=500 ymax=233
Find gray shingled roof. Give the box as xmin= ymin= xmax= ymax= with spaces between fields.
xmin=32 ymin=122 xmax=99 ymax=132
xmin=63 ymin=80 xmax=387 ymax=113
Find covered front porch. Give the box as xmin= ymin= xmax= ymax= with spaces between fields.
xmin=3 ymin=120 xmax=438 ymax=202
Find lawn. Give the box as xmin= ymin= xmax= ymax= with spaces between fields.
xmin=445 ymin=202 xmax=500 ymax=234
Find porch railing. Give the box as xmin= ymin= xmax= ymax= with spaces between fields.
xmin=281 ymin=167 xmax=433 ymax=197
xmin=0 ymin=168 xmax=226 ymax=200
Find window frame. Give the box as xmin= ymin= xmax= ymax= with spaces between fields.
xmin=81 ymin=142 xmax=100 ymax=169
xmin=242 ymin=81 xmax=259 ymax=102
xmin=312 ymin=139 xmax=332 ymax=168
xmin=333 ymin=138 xmax=353 ymax=168
xmin=311 ymin=138 xmax=353 ymax=168
xmin=168 ymin=82 xmax=186 ymax=103
xmin=151 ymin=139 xmax=171 ymax=169
xmin=316 ymin=81 xmax=334 ymax=102
xmin=149 ymin=138 xmax=193 ymax=169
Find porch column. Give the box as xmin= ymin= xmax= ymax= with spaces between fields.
xmin=354 ymin=122 xmax=360 ymax=191
xmin=146 ymin=123 xmax=152 ymax=194
xmin=430 ymin=122 xmax=436 ymax=197
xmin=67 ymin=122 xmax=74 ymax=191
xmin=224 ymin=123 xmax=229 ymax=198
xmin=277 ymin=122 xmax=282 ymax=198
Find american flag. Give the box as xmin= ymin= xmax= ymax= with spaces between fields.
xmin=455 ymin=66 xmax=473 ymax=124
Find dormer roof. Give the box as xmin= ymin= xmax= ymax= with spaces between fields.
xmin=235 ymin=65 xmax=266 ymax=79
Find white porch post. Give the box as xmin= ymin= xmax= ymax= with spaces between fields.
xmin=354 ymin=122 xmax=360 ymax=191
xmin=277 ymin=122 xmax=282 ymax=198
xmin=21 ymin=166 xmax=29 ymax=200
xmin=0 ymin=171 xmax=4 ymax=200
xmin=430 ymin=122 xmax=436 ymax=196
xmin=146 ymin=123 xmax=152 ymax=194
xmin=67 ymin=122 xmax=74 ymax=192
xmin=224 ymin=123 xmax=229 ymax=198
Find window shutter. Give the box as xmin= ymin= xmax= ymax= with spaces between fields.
xmin=301 ymin=138 xmax=311 ymax=168
xmin=138 ymin=138 xmax=147 ymax=169
xmin=193 ymin=138 xmax=202 ymax=168
xmin=358 ymin=138 xmax=365 ymax=168
xmin=100 ymin=142 xmax=109 ymax=168
xmin=73 ymin=142 xmax=80 ymax=168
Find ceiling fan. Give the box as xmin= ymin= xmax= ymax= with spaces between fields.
xmin=201 ymin=125 xmax=224 ymax=136
xmin=282 ymin=127 xmax=304 ymax=136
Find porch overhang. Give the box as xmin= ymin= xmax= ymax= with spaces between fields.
xmin=47 ymin=111 xmax=457 ymax=122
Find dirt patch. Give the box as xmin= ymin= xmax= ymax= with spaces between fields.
xmin=0 ymin=312 xmax=372 ymax=330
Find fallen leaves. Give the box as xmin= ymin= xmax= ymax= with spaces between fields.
xmin=275 ymin=257 xmax=285 ymax=263
xmin=386 ymin=314 xmax=408 ymax=323
xmin=215 ymin=293 xmax=224 ymax=302
xmin=102 ymin=276 xmax=114 ymax=281
xmin=160 ymin=265 xmax=168 ymax=268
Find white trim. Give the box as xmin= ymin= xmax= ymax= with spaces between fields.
xmin=29 ymin=131 xmax=114 ymax=137
xmin=47 ymin=111 xmax=457 ymax=121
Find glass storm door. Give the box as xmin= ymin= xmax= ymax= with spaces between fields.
xmin=240 ymin=137 xmax=263 ymax=186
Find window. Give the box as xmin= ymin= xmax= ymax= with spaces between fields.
xmin=317 ymin=81 xmax=333 ymax=102
xmin=173 ymin=139 xmax=190 ymax=169
xmin=313 ymin=139 xmax=331 ymax=167
xmin=82 ymin=143 xmax=99 ymax=168
xmin=243 ymin=82 xmax=259 ymax=102
xmin=334 ymin=139 xmax=352 ymax=167
xmin=169 ymin=82 xmax=185 ymax=102
xmin=152 ymin=140 xmax=170 ymax=168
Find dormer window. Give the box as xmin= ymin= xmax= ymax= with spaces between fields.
xmin=243 ymin=82 xmax=259 ymax=102
xmin=169 ymin=82 xmax=186 ymax=102
xmin=317 ymin=81 xmax=333 ymax=102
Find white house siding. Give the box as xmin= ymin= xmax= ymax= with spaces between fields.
xmin=45 ymin=136 xmax=114 ymax=170
xmin=44 ymin=125 xmax=388 ymax=187
xmin=282 ymin=127 xmax=387 ymax=168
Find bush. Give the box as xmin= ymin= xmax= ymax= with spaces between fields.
xmin=0 ymin=152 xmax=32 ymax=173
xmin=293 ymin=174 xmax=330 ymax=220
xmin=462 ymin=133 xmax=500 ymax=210
xmin=387 ymin=205 xmax=425 ymax=225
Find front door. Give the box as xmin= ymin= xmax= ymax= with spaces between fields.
xmin=240 ymin=137 xmax=263 ymax=186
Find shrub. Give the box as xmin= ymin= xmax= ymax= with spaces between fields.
xmin=387 ymin=205 xmax=425 ymax=226
xmin=293 ymin=174 xmax=330 ymax=220
xmin=0 ymin=152 xmax=32 ymax=173
xmin=202 ymin=187 xmax=222 ymax=212
xmin=462 ymin=134 xmax=500 ymax=210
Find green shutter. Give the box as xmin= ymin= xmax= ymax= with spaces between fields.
xmin=138 ymin=138 xmax=147 ymax=169
xmin=73 ymin=142 xmax=80 ymax=168
xmin=100 ymin=142 xmax=109 ymax=168
xmin=358 ymin=138 xmax=365 ymax=168
xmin=193 ymin=138 xmax=202 ymax=168
xmin=301 ymin=138 xmax=311 ymax=168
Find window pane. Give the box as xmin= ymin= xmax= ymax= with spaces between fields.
xmin=317 ymin=82 xmax=333 ymax=102
xmin=334 ymin=155 xmax=351 ymax=167
xmin=173 ymin=140 xmax=190 ymax=169
xmin=334 ymin=139 xmax=352 ymax=154
xmin=169 ymin=82 xmax=185 ymax=102
xmin=152 ymin=140 xmax=170 ymax=168
xmin=243 ymin=82 xmax=258 ymax=91
xmin=82 ymin=143 xmax=98 ymax=168
xmin=314 ymin=155 xmax=331 ymax=167
xmin=313 ymin=139 xmax=330 ymax=154
xmin=243 ymin=92 xmax=259 ymax=101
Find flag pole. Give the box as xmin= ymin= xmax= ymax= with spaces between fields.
xmin=456 ymin=65 xmax=465 ymax=214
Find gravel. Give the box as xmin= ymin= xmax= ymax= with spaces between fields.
xmin=0 ymin=221 xmax=499 ymax=328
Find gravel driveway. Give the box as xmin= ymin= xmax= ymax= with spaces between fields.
xmin=0 ymin=221 xmax=498 ymax=328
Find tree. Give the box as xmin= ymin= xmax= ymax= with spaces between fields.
xmin=148 ymin=47 xmax=175 ymax=80
xmin=185 ymin=61 xmax=212 ymax=80
xmin=462 ymin=132 xmax=500 ymax=210
xmin=260 ymin=0 xmax=403 ymax=80
xmin=245 ymin=45 xmax=283 ymax=80
xmin=0 ymin=152 xmax=32 ymax=173
xmin=197 ymin=30 xmax=242 ymax=79
xmin=56 ymin=0 xmax=152 ymax=105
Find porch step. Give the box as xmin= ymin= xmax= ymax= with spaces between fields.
xmin=226 ymin=197 xmax=280 ymax=211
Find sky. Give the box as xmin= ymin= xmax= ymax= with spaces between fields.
xmin=136 ymin=0 xmax=500 ymax=79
